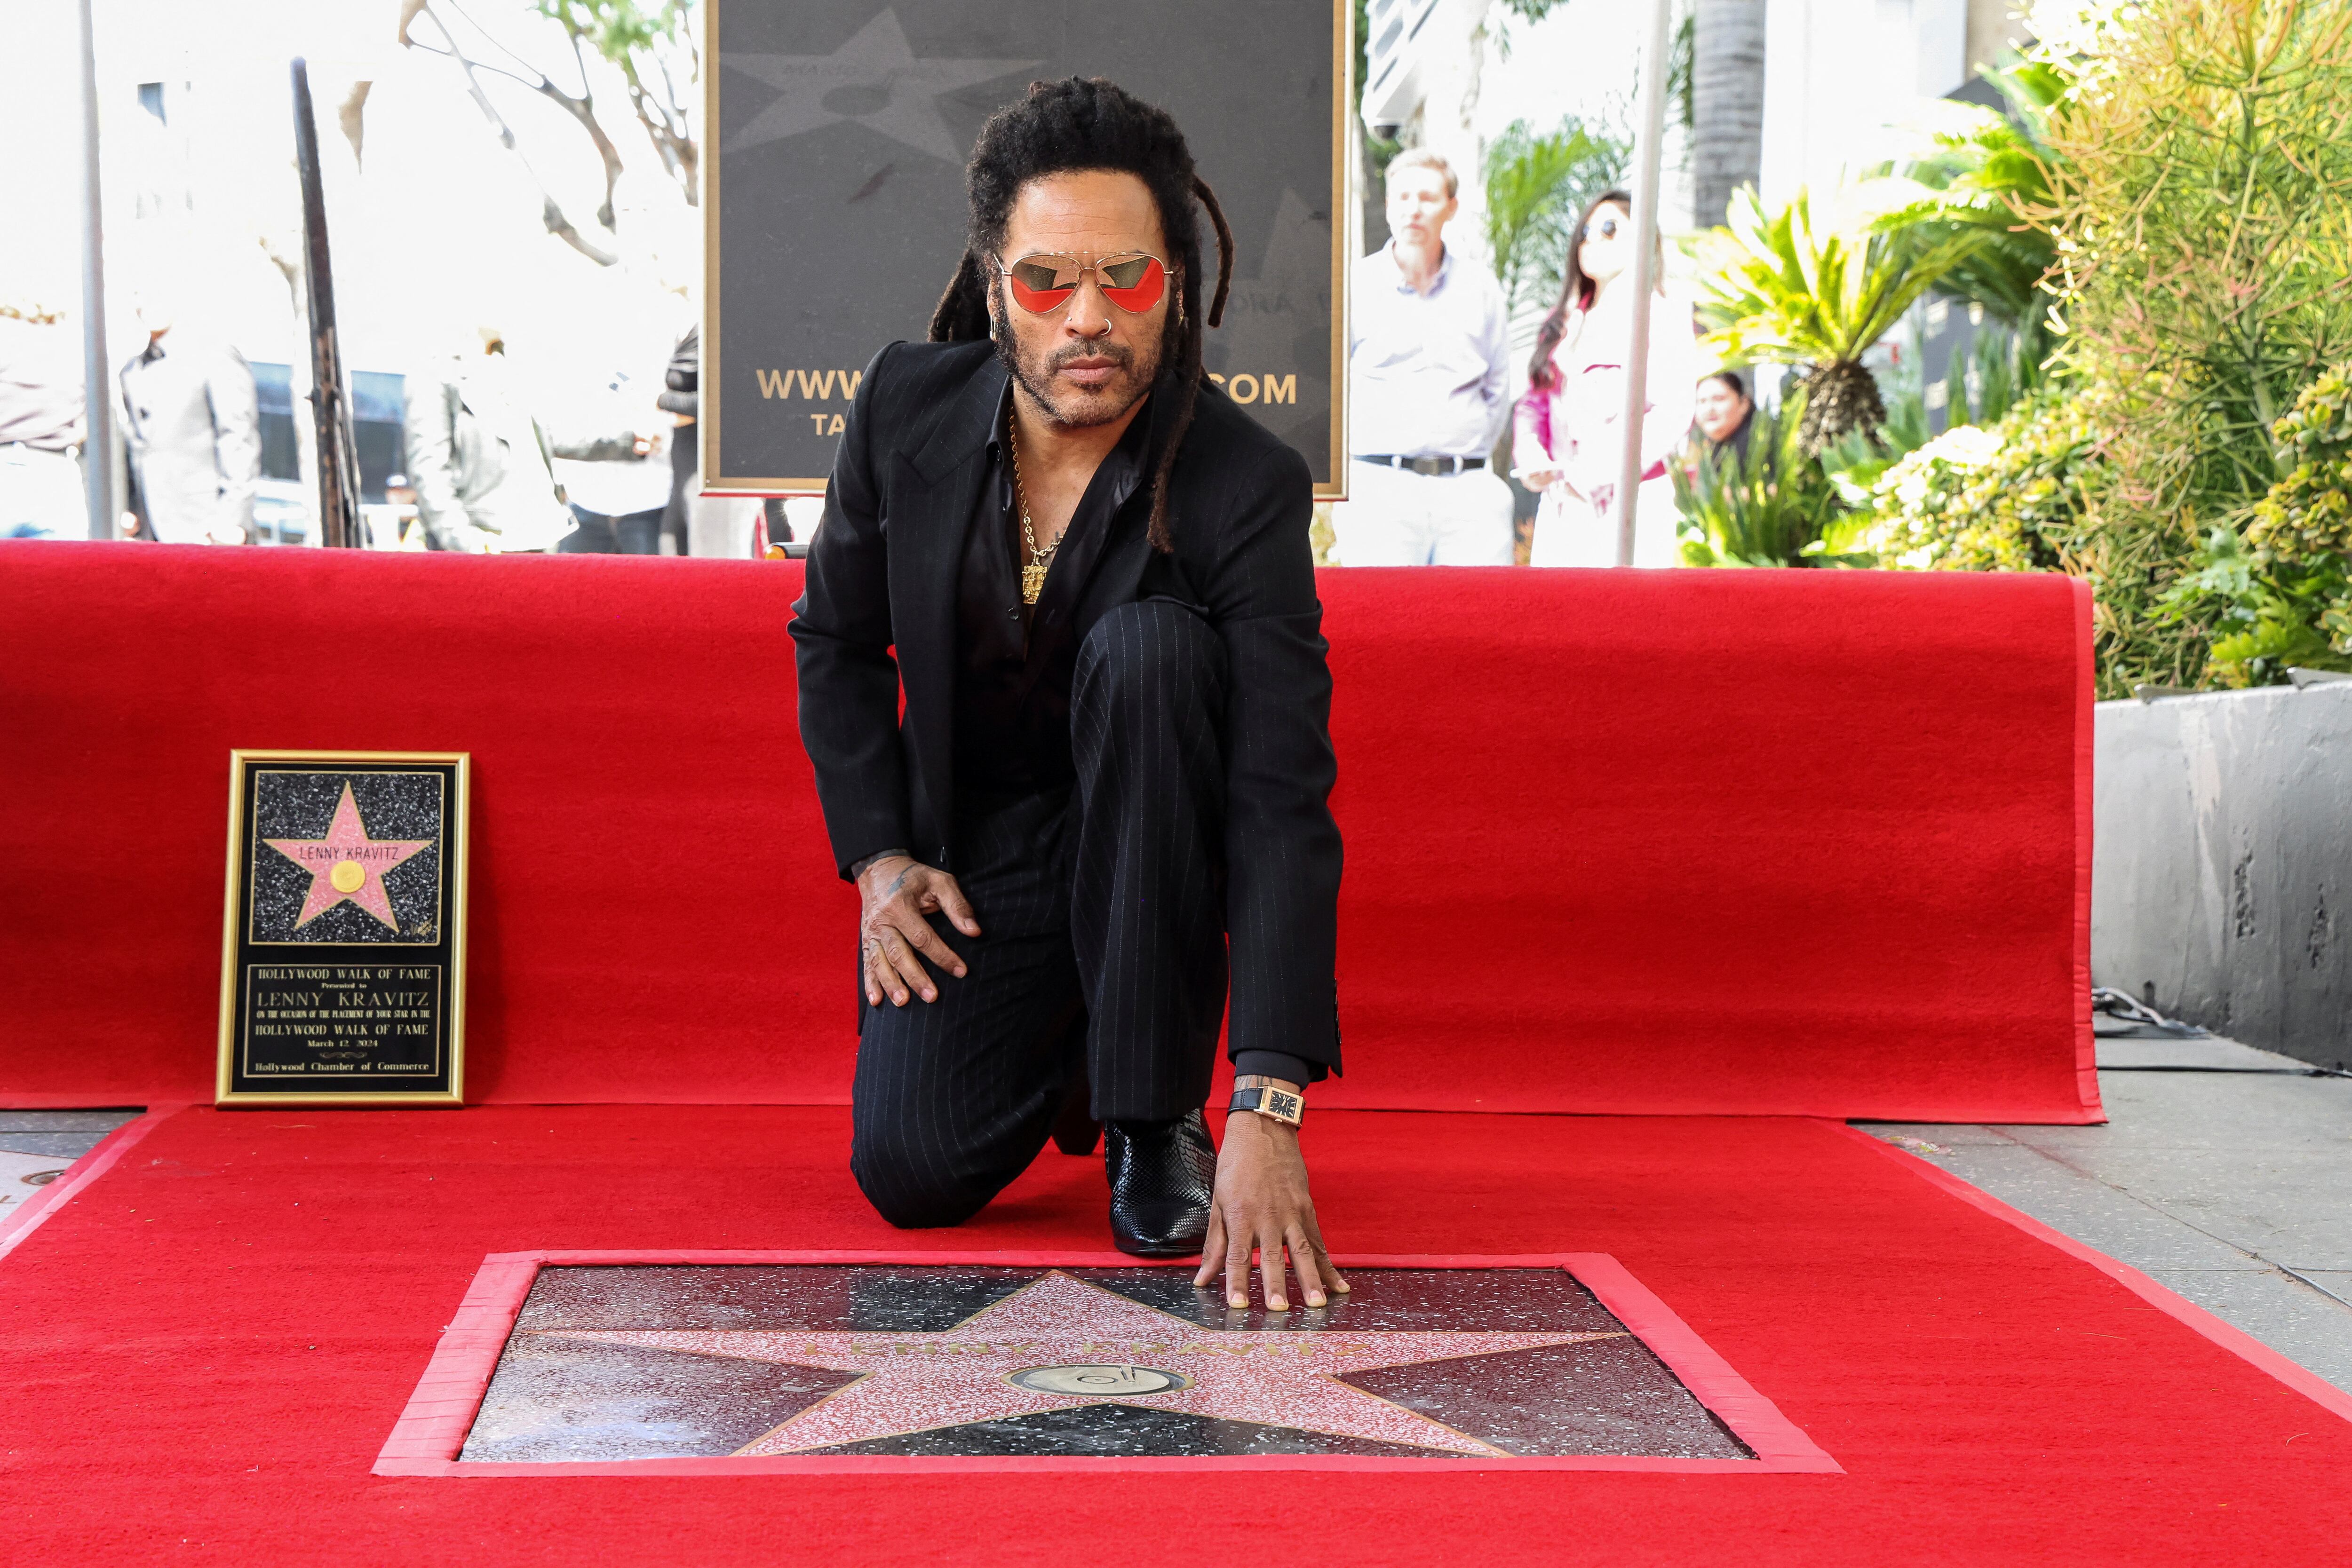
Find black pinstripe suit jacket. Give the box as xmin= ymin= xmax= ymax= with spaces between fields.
xmin=789 ymin=340 xmax=1342 ymax=1073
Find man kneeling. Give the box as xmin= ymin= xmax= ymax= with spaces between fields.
xmin=790 ymin=77 xmax=1346 ymax=1313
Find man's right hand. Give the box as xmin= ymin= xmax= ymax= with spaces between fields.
xmin=856 ymin=854 xmax=980 ymax=1006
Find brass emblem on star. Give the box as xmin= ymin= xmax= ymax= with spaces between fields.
xmin=1008 ymin=1363 xmax=1192 ymax=1397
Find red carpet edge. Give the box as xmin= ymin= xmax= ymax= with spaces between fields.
xmin=0 ymin=1105 xmax=185 ymax=1262
xmin=1836 ymin=1122 xmax=2352 ymax=1425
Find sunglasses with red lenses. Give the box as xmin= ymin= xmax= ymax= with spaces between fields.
xmin=997 ymin=252 xmax=1169 ymax=315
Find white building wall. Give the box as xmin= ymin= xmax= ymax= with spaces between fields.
xmin=1758 ymin=0 xmax=1972 ymax=202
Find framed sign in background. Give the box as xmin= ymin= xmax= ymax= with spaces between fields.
xmin=703 ymin=0 xmax=1348 ymax=495
xmin=216 ymin=752 xmax=469 ymax=1106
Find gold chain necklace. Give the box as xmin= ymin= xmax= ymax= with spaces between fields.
xmin=1007 ymin=416 xmax=1059 ymax=605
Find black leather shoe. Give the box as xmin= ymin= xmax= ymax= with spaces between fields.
xmin=1104 ymin=1109 xmax=1215 ymax=1257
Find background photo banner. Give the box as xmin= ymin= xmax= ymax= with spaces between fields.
xmin=703 ymin=0 xmax=1348 ymax=495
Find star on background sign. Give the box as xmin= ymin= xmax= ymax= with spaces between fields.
xmin=554 ymin=1269 xmax=1628 ymax=1456
xmin=263 ymin=784 xmax=430 ymax=929
xmin=723 ymin=9 xmax=1039 ymax=162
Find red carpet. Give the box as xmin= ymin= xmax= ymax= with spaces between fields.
xmin=2 ymin=1105 xmax=2345 ymax=1564
xmin=0 ymin=543 xmax=2095 ymax=1122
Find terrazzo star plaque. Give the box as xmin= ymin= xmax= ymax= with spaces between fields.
xmin=216 ymin=751 xmax=469 ymax=1105
xmin=457 ymin=1263 xmax=1760 ymax=1462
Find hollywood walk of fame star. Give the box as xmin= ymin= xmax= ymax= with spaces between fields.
xmin=723 ymin=9 xmax=1038 ymax=162
xmin=262 ymin=783 xmax=431 ymax=930
xmin=549 ymin=1269 xmax=1629 ymax=1457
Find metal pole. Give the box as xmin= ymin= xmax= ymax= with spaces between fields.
xmin=1614 ymin=0 xmax=1674 ymax=568
xmin=291 ymin=57 xmax=363 ymax=548
xmin=75 ymin=0 xmax=118 ymax=540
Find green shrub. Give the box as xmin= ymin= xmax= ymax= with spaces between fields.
xmin=2193 ymin=365 xmax=2352 ymax=684
xmin=2022 ymin=0 xmax=2352 ymax=689
xmin=2249 ymin=365 xmax=2352 ymax=566
xmin=1693 ymin=183 xmax=1982 ymax=453
xmin=1857 ymin=389 xmax=2098 ymax=575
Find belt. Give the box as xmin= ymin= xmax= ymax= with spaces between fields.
xmin=1354 ymin=454 xmax=1485 ymax=475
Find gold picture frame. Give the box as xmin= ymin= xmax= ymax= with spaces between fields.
xmin=215 ymin=750 xmax=470 ymax=1107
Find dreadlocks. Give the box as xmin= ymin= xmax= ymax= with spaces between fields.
xmin=929 ymin=77 xmax=1233 ymax=552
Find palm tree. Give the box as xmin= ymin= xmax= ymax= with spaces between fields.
xmin=1693 ymin=182 xmax=1985 ymax=452
xmin=1483 ymin=116 xmax=1632 ymax=317
xmin=1885 ymin=57 xmax=2069 ymax=368
xmin=1691 ymin=0 xmax=1766 ymax=229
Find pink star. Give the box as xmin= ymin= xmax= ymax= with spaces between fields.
xmin=550 ymin=1270 xmax=1629 ymax=1457
xmin=263 ymin=783 xmax=431 ymax=930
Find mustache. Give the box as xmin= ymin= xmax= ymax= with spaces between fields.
xmin=1049 ymin=340 xmax=1135 ymax=372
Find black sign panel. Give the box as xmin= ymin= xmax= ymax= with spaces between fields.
xmin=703 ymin=0 xmax=1347 ymax=493
xmin=216 ymin=753 xmax=469 ymax=1105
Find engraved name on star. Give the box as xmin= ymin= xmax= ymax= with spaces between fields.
xmin=548 ymin=1269 xmax=1628 ymax=1456
xmin=723 ymin=9 xmax=1039 ymax=161
xmin=262 ymin=783 xmax=430 ymax=930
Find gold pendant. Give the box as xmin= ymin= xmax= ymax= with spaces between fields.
xmin=1022 ymin=558 xmax=1048 ymax=604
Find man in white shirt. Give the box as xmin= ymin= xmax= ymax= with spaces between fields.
xmin=1341 ymin=149 xmax=1515 ymax=566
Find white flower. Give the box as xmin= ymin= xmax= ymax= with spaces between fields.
xmin=1925 ymin=424 xmax=2007 ymax=467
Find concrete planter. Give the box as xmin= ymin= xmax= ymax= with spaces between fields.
xmin=2094 ymin=681 xmax=2352 ymax=1070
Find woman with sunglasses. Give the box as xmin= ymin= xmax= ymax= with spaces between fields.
xmin=1513 ymin=189 xmax=1700 ymax=567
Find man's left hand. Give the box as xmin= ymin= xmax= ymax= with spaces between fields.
xmin=1193 ymin=1096 xmax=1347 ymax=1312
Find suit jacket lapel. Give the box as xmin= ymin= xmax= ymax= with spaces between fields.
xmin=890 ymin=359 xmax=1008 ymax=854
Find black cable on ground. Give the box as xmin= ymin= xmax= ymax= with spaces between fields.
xmin=2099 ymin=1063 xmax=2352 ymax=1079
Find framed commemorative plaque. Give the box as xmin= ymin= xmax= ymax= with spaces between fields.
xmin=702 ymin=0 xmax=1350 ymax=497
xmin=215 ymin=752 xmax=469 ymax=1106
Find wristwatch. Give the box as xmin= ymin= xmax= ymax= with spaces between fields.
xmin=1228 ymin=1078 xmax=1303 ymax=1126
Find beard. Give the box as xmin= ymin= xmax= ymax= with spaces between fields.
xmin=993 ymin=308 xmax=1163 ymax=428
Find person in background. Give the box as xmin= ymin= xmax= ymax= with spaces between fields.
xmin=1339 ymin=148 xmax=1514 ymax=566
xmin=118 ymin=290 xmax=260 ymax=545
xmin=549 ymin=356 xmax=671 ymax=555
xmin=381 ymin=472 xmax=425 ymax=550
xmin=1515 ymin=189 xmax=1699 ymax=568
xmin=654 ymin=324 xmax=763 ymax=558
xmin=658 ymin=325 xmax=700 ymax=553
xmin=403 ymin=327 xmax=572 ymax=553
xmin=1692 ymin=370 xmax=1756 ymax=466
xmin=0 ymin=306 xmax=87 ymax=540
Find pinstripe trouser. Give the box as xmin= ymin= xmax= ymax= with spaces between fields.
xmin=850 ymin=601 xmax=1231 ymax=1228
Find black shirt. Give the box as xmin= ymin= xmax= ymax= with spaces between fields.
xmin=952 ymin=388 xmax=1147 ymax=799
xmin=949 ymin=388 xmax=1321 ymax=1089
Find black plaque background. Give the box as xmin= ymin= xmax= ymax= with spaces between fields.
xmin=706 ymin=0 xmax=1343 ymax=492
xmin=223 ymin=759 xmax=463 ymax=1100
